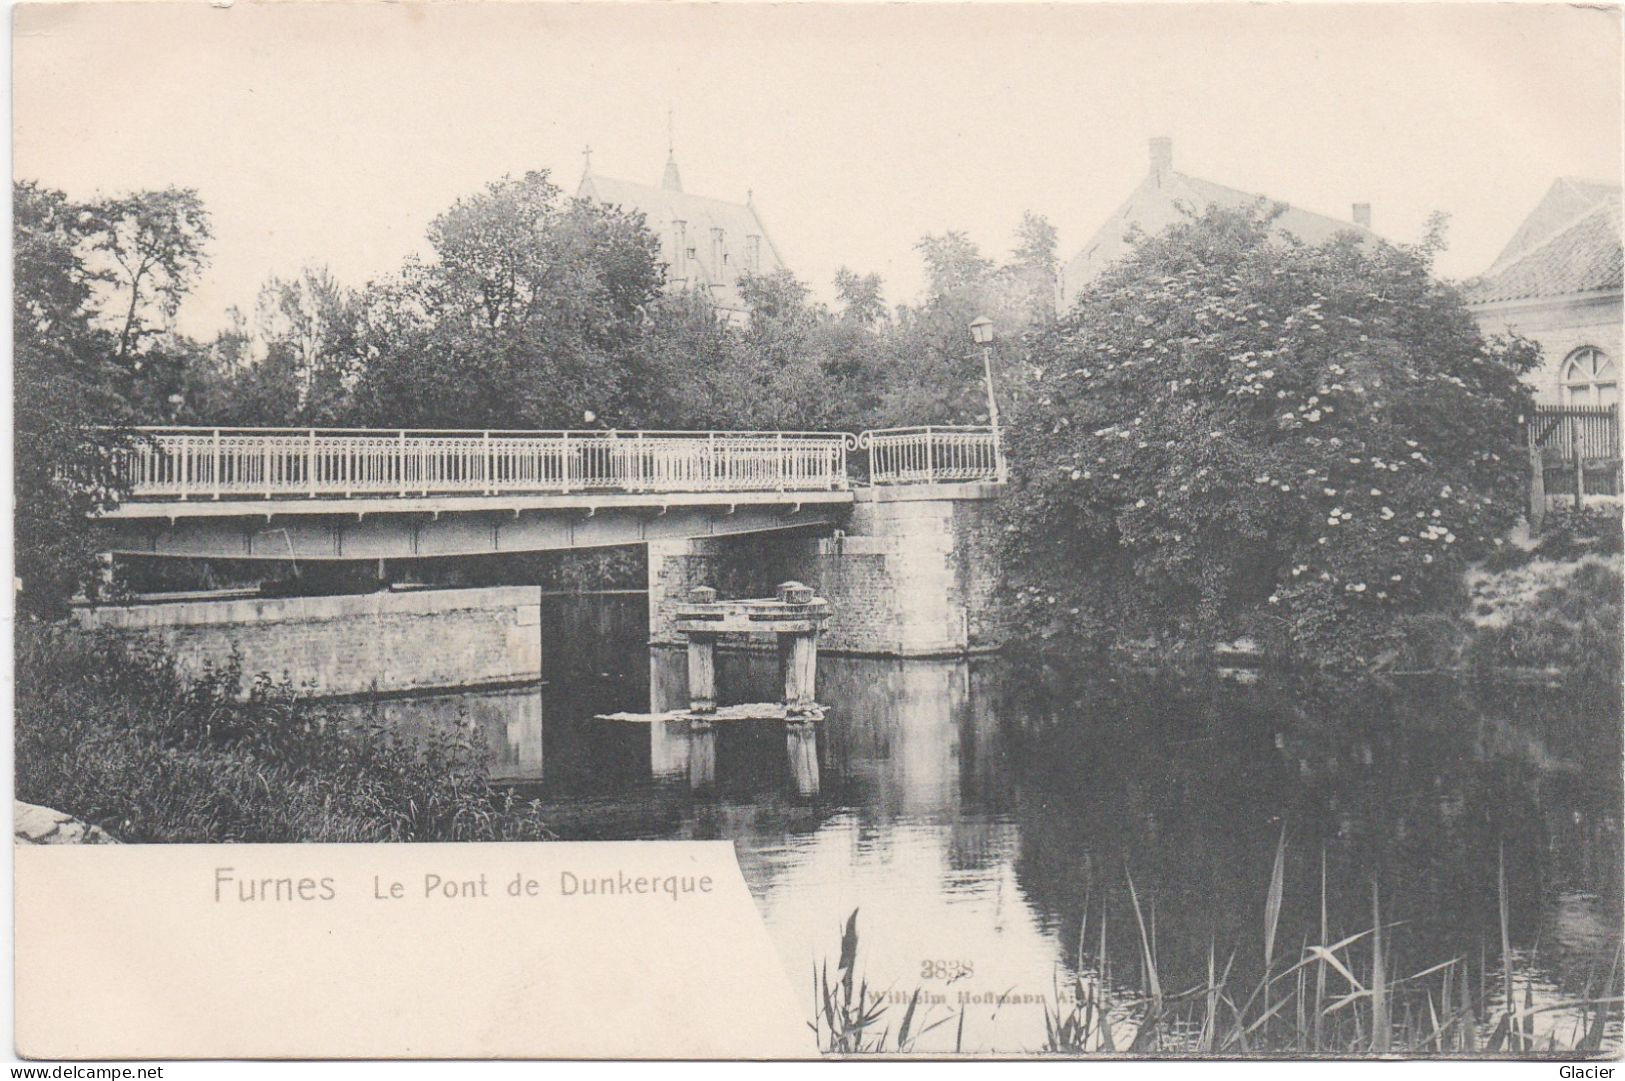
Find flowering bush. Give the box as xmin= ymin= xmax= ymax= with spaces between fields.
xmin=998 ymin=204 xmax=1539 ymax=667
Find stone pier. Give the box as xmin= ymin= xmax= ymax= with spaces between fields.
xmin=71 ymin=585 xmax=543 ymax=698
xmin=648 ymin=482 xmax=1005 ymax=657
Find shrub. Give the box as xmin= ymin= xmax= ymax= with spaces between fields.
xmin=13 ymin=623 xmax=552 ymax=843
xmin=1535 ymin=505 xmax=1624 ymax=561
xmin=999 ymin=204 xmax=1538 ymax=668
xmin=1465 ymin=560 xmax=1624 ymax=687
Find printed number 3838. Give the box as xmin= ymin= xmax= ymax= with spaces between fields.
xmin=920 ymin=960 xmax=974 ymax=979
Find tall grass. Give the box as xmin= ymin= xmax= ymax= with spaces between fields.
xmin=14 ymin=623 xmax=553 ymax=843
xmin=813 ymin=838 xmax=1622 ymax=1056
xmin=1035 ymin=838 xmax=1622 ymax=1056
xmin=810 ymin=910 xmax=961 ymax=1054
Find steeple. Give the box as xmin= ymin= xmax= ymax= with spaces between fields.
xmin=662 ymin=108 xmax=683 ymax=192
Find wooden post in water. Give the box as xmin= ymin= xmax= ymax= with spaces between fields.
xmin=685 ymin=586 xmax=719 ymax=714
xmin=786 ymin=720 xmax=819 ymax=796
xmin=775 ymin=582 xmax=819 ymax=715
xmin=688 ymin=721 xmax=717 ymax=790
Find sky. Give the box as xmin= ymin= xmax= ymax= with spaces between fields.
xmin=13 ymin=2 xmax=1622 ymax=339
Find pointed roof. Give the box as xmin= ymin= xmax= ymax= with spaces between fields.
xmin=1466 ymin=180 xmax=1622 ymax=306
xmin=1485 ymin=177 xmax=1621 ymax=273
xmin=1061 ymin=139 xmax=1379 ymax=305
xmin=577 ymin=159 xmax=785 ymax=313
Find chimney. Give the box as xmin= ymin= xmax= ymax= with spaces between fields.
xmin=710 ymin=227 xmax=725 ymax=280
xmin=747 ymin=234 xmax=762 ymax=273
xmin=672 ymin=220 xmax=687 ymax=283
xmin=1352 ymin=203 xmax=1372 ymax=229
xmin=1149 ymin=137 xmax=1173 ymax=177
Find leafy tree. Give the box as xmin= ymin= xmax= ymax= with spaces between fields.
xmin=251 ymin=266 xmax=363 ymax=421
xmin=1009 ymin=210 xmax=1060 ymax=320
xmin=998 ymin=203 xmax=1538 ymax=667
xmin=916 ymin=230 xmax=995 ymax=295
xmin=345 ymin=172 xmax=665 ymax=429
xmin=877 ymin=220 xmax=1052 ymax=426
xmin=834 ymin=267 xmax=887 ymax=327
xmin=12 ymin=182 xmax=133 ymax=616
xmin=84 ymin=188 xmax=211 ymax=364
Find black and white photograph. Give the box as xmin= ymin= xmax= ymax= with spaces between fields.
xmin=7 ymin=0 xmax=1624 ymax=1063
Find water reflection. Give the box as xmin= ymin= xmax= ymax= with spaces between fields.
xmin=362 ymin=594 xmax=1620 ymax=1054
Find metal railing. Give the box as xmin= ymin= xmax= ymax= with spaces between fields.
xmin=858 ymin=426 xmax=1004 ymax=485
xmin=113 ymin=427 xmax=857 ymax=500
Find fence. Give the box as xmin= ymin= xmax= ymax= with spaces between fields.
xmin=113 ymin=428 xmax=857 ymax=500
xmin=858 ymin=426 xmax=1004 ymax=485
xmin=1528 ymin=405 xmax=1621 ymax=502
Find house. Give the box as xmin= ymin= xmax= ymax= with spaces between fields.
xmin=1465 ymin=177 xmax=1622 ymax=408
xmin=1060 ymin=138 xmax=1380 ymax=307
xmin=577 ymin=151 xmax=786 ymax=321
xmin=1466 ymin=177 xmax=1622 ymax=509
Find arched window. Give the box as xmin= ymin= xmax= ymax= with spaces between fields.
xmin=1562 ymin=347 xmax=1618 ymax=406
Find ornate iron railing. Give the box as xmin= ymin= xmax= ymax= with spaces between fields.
xmin=113 ymin=427 xmax=858 ymax=500
xmin=858 ymin=426 xmax=1004 ymax=485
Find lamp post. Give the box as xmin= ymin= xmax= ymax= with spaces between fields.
xmin=969 ymin=316 xmax=1007 ymax=483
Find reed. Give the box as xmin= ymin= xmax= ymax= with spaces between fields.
xmin=809 ymin=909 xmax=959 ymax=1054
xmin=1030 ymin=842 xmax=1623 ymax=1056
xmin=814 ymin=839 xmax=1623 ymax=1056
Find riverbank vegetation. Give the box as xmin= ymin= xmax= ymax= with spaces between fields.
xmin=997 ymin=204 xmax=1546 ymax=671
xmin=13 ymin=623 xmax=551 ymax=843
xmin=816 ymin=850 xmax=1622 ymax=1056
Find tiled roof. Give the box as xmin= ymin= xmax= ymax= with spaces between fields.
xmin=1465 ymin=188 xmax=1622 ymax=306
xmin=1485 ymin=177 xmax=1620 ymax=272
xmin=1061 ymin=168 xmax=1377 ymax=304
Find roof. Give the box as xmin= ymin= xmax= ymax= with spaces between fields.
xmin=1485 ymin=177 xmax=1620 ymax=272
xmin=1465 ymin=178 xmax=1623 ymax=306
xmin=1061 ymin=162 xmax=1378 ymax=304
xmin=577 ymin=163 xmax=784 ymax=312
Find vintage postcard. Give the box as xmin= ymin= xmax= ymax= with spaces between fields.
xmin=9 ymin=0 xmax=1624 ymax=1064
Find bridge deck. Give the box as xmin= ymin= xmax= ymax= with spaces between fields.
xmin=97 ymin=487 xmax=856 ymax=520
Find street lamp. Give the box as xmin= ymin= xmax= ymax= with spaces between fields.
xmin=969 ymin=316 xmax=1007 ymax=482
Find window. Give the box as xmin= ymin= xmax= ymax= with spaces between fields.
xmin=1562 ymin=347 xmax=1618 ymax=406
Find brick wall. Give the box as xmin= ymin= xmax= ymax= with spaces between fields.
xmin=72 ymin=586 xmax=542 ymax=697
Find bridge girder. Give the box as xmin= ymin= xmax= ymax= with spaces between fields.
xmin=100 ymin=493 xmax=851 ymax=561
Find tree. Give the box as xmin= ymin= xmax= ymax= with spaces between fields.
xmin=1008 ymin=211 xmax=1060 ymax=320
xmin=85 ymin=188 xmax=211 ymax=363
xmin=834 ymin=267 xmax=887 ymax=327
xmin=877 ymin=221 xmax=1049 ymax=427
xmin=345 ymin=172 xmax=666 ymax=430
xmin=916 ymin=230 xmax=996 ymax=296
xmin=998 ymin=203 xmax=1538 ymax=667
xmin=12 ymin=182 xmax=134 ymax=617
xmin=252 ymin=266 xmax=363 ymax=421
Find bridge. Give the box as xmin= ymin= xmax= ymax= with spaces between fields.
xmin=95 ymin=425 xmax=1003 ymax=561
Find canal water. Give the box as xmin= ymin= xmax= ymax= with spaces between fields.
xmin=366 ymin=593 xmax=1622 ymax=1053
